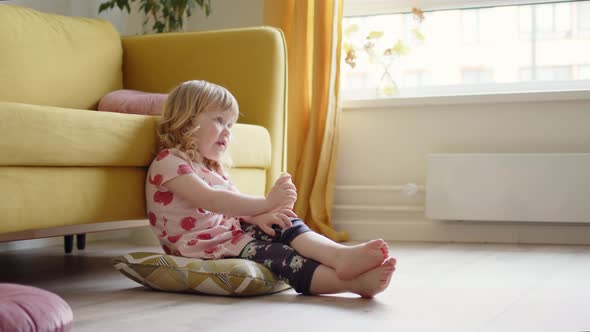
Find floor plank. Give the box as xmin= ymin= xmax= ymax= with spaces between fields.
xmin=1 ymin=241 xmax=589 ymax=332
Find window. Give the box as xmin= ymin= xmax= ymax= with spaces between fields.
xmin=341 ymin=0 xmax=590 ymax=100
xmin=579 ymin=65 xmax=590 ymax=79
xmin=519 ymin=66 xmax=573 ymax=81
xmin=578 ymin=1 xmax=590 ymax=38
xmin=519 ymin=3 xmax=573 ymax=40
xmin=403 ymin=70 xmax=432 ymax=87
xmin=402 ymin=14 xmax=417 ymax=42
xmin=346 ymin=71 xmax=371 ymax=89
xmin=462 ymin=68 xmax=494 ymax=84
xmin=462 ymin=9 xmax=480 ymax=44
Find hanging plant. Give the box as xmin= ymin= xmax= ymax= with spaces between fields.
xmin=343 ymin=7 xmax=425 ymax=96
xmin=98 ymin=0 xmax=212 ymax=33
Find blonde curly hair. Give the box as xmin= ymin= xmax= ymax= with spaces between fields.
xmin=157 ymin=80 xmax=239 ymax=171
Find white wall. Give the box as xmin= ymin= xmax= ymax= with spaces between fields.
xmin=5 ymin=0 xmax=69 ymax=14
xmin=121 ymin=0 xmax=264 ymax=35
xmin=333 ymin=92 xmax=590 ymax=245
xmin=5 ymin=0 xmax=129 ymax=33
xmin=5 ymin=0 xmax=264 ymax=35
xmin=186 ymin=0 xmax=263 ymax=31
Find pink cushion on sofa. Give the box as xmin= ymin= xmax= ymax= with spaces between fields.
xmin=0 ymin=283 xmax=73 ymax=332
xmin=97 ymin=89 xmax=167 ymax=115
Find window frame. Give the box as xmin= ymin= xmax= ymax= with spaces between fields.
xmin=341 ymin=0 xmax=590 ymax=101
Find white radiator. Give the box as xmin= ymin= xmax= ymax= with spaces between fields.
xmin=425 ymin=153 xmax=590 ymax=223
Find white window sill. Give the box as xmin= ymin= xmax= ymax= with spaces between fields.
xmin=341 ymin=80 xmax=590 ymax=110
xmin=341 ymin=89 xmax=590 ymax=109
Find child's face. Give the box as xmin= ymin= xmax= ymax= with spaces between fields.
xmin=193 ymin=108 xmax=235 ymax=163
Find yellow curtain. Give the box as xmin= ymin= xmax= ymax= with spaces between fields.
xmin=264 ymin=0 xmax=348 ymax=242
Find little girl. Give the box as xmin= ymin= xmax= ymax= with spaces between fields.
xmin=146 ymin=80 xmax=396 ymax=298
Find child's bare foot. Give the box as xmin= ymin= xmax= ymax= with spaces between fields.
xmin=335 ymin=239 xmax=389 ymax=280
xmin=353 ymin=257 xmax=396 ymax=298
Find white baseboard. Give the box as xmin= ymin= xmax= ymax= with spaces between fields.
xmin=334 ymin=219 xmax=590 ymax=245
xmin=333 ymin=183 xmax=590 ymax=245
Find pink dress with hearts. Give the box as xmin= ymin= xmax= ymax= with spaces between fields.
xmin=145 ymin=148 xmax=254 ymax=259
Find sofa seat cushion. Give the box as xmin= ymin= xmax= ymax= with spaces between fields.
xmin=0 ymin=166 xmax=266 ymax=234
xmin=0 ymin=102 xmax=271 ymax=168
xmin=0 ymin=167 xmax=147 ymax=234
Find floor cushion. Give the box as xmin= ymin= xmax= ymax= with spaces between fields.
xmin=113 ymin=252 xmax=291 ymax=296
xmin=0 ymin=283 xmax=73 ymax=332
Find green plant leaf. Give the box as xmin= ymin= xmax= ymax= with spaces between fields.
xmin=344 ymin=24 xmax=359 ymax=37
xmin=205 ymin=0 xmax=211 ymax=16
xmin=412 ymin=29 xmax=425 ymax=42
xmin=115 ymin=0 xmax=127 ymax=11
xmin=139 ymin=2 xmax=151 ymax=14
xmin=98 ymin=2 xmax=113 ymax=13
xmin=381 ymin=83 xmax=398 ymax=96
xmin=168 ymin=15 xmax=176 ymax=31
xmin=366 ymin=30 xmax=384 ymax=40
xmin=392 ymin=40 xmax=409 ymax=56
xmin=342 ymin=42 xmax=354 ymax=53
xmin=153 ymin=21 xmax=165 ymax=33
xmin=100 ymin=0 xmax=211 ymax=33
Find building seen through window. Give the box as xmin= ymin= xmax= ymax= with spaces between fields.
xmin=341 ymin=1 xmax=590 ymax=99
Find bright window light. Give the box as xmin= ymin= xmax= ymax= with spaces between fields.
xmin=341 ymin=1 xmax=590 ymax=100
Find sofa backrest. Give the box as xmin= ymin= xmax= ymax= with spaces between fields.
xmin=0 ymin=5 xmax=123 ymax=110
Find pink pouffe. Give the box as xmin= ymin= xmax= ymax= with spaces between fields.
xmin=0 ymin=284 xmax=73 ymax=332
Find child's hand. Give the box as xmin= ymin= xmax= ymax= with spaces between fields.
xmin=265 ymin=173 xmax=297 ymax=211
xmin=248 ymin=209 xmax=297 ymax=237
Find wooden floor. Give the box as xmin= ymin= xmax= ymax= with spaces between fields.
xmin=1 ymin=241 xmax=589 ymax=332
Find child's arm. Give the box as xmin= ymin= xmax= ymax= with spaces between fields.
xmin=239 ymin=175 xmax=299 ymax=236
xmin=164 ymin=173 xmax=296 ymax=217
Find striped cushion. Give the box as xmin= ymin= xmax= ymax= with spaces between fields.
xmin=113 ymin=252 xmax=290 ymax=296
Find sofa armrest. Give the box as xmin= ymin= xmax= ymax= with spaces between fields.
xmin=122 ymin=27 xmax=288 ymax=193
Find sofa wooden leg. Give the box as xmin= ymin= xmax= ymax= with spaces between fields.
xmin=64 ymin=235 xmax=73 ymax=254
xmin=76 ymin=234 xmax=86 ymax=250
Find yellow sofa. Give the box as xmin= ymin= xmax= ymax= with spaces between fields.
xmin=0 ymin=5 xmax=287 ymax=247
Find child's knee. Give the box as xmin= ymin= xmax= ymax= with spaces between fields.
xmin=278 ymin=218 xmax=312 ymax=244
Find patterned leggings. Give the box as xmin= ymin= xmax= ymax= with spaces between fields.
xmin=239 ymin=219 xmax=320 ymax=295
